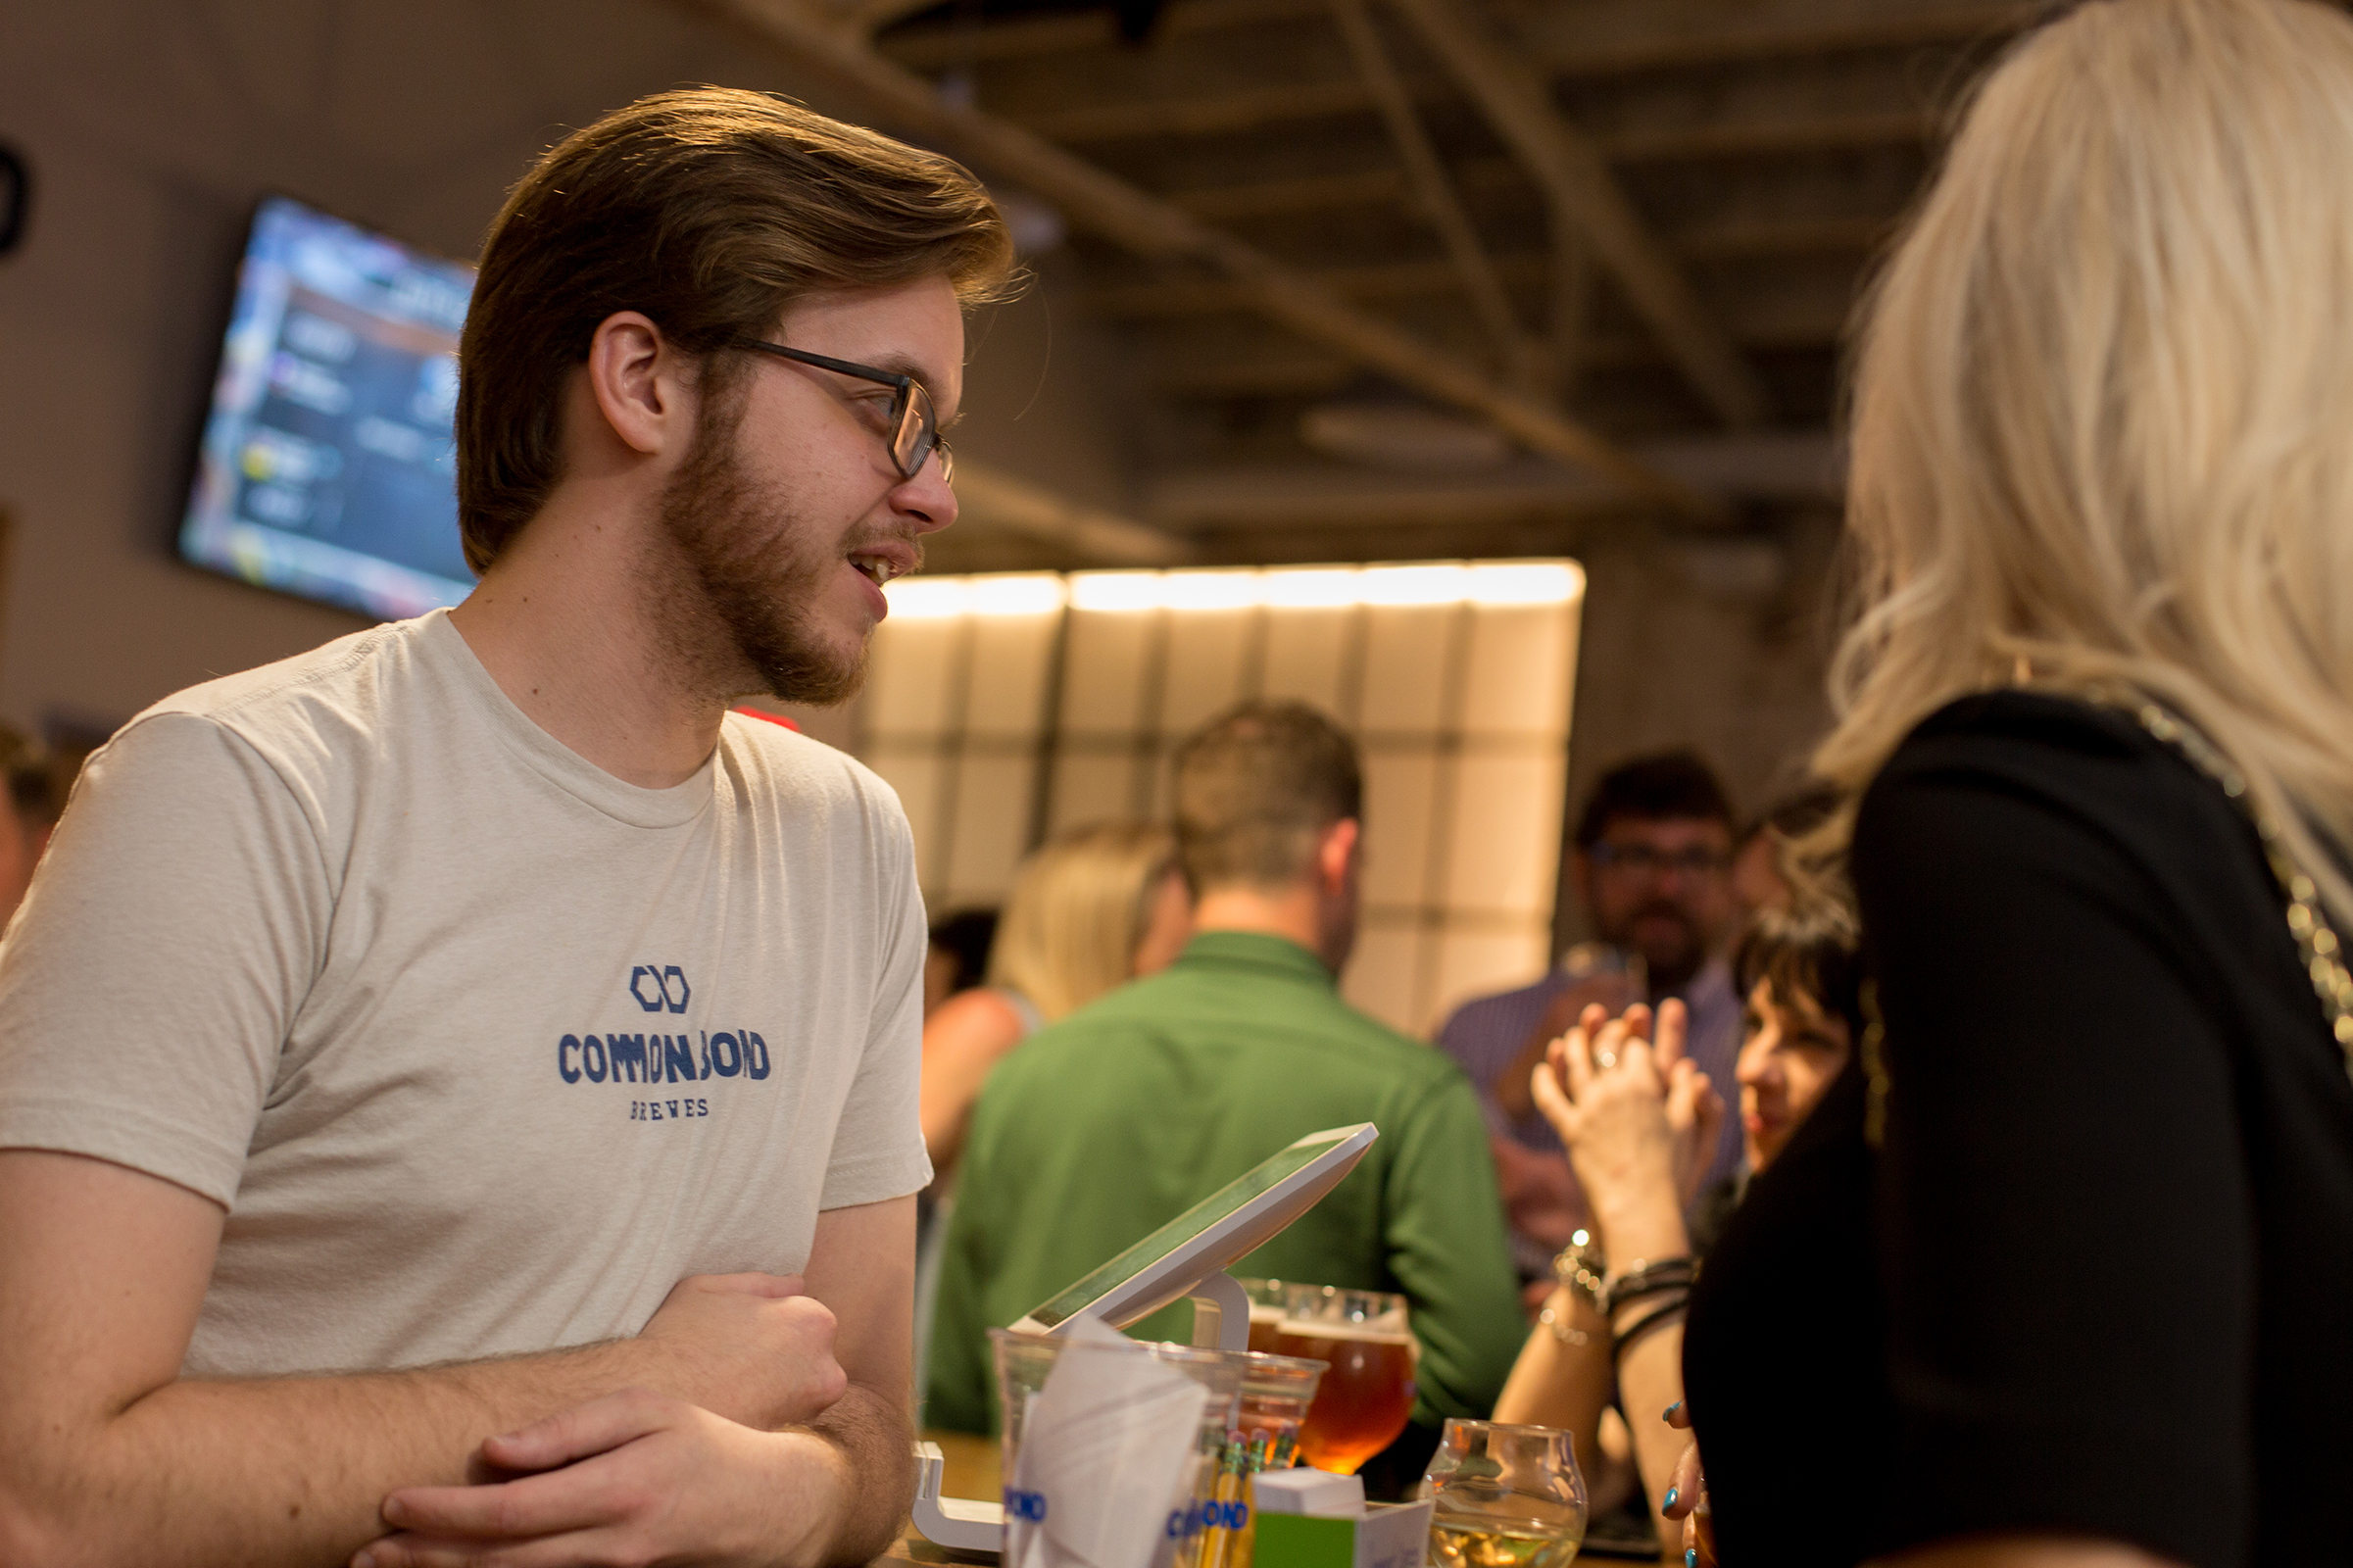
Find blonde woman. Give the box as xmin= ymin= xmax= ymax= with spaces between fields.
xmin=918 ymin=820 xmax=1191 ymax=1174
xmin=1675 ymin=4 xmax=2353 ymax=1566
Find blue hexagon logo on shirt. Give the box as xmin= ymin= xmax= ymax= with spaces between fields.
xmin=628 ymin=964 xmax=690 ymax=1014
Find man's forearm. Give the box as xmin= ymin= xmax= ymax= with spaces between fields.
xmin=802 ymin=1382 xmax=915 ymax=1567
xmin=18 ymin=1335 xmax=696 ymax=1568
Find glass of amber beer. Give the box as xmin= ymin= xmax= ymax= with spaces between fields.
xmin=1419 ymin=1420 xmax=1587 ymax=1568
xmin=1269 ymin=1286 xmax=1418 ymax=1475
xmin=1237 ymin=1278 xmax=1292 ymax=1355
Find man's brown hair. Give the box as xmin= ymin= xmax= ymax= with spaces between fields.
xmin=1172 ymin=702 xmax=1363 ymax=894
xmin=456 ymin=86 xmax=1016 ymax=574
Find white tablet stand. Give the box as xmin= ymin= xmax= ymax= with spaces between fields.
xmin=910 ymin=1123 xmax=1380 ymax=1554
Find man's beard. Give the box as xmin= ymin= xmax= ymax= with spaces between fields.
xmin=653 ymin=398 xmax=907 ymax=707
xmin=1605 ymin=899 xmax=1701 ymax=987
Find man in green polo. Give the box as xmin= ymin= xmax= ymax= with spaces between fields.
xmin=925 ymin=701 xmax=1526 ymax=1488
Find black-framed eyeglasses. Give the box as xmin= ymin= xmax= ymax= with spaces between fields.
xmin=729 ymin=338 xmax=953 ymax=483
xmin=1588 ymin=843 xmax=1730 ymax=877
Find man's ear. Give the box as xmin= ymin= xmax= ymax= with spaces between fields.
xmin=583 ymin=310 xmax=691 ymax=458
xmin=1317 ymin=817 xmax=1361 ymax=891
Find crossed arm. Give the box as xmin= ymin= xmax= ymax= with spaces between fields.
xmin=0 ymin=1148 xmax=915 ymax=1568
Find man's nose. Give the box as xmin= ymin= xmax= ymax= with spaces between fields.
xmin=892 ymin=463 xmax=957 ymax=534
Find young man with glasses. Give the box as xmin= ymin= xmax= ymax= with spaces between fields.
xmin=1435 ymin=752 xmax=1746 ymax=1274
xmin=0 ymin=88 xmax=1011 ymax=1567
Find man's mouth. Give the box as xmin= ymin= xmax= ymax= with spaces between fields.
xmin=848 ymin=549 xmax=911 ymax=586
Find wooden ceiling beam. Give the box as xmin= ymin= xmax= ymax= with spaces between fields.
xmin=697 ymin=0 xmax=1719 ymax=518
xmin=1167 ymin=162 xmax=1899 ymax=251
xmin=881 ymin=0 xmax=2021 ymax=79
xmin=1086 ymin=255 xmax=1550 ymax=318
xmin=1011 ymin=84 xmax=1937 ymax=156
xmin=1089 ymin=242 xmax=1874 ymax=319
xmin=1329 ymin=0 xmax=1536 ymax=378
xmin=883 ymin=0 xmax=1322 ymax=70
xmin=1610 ymin=110 xmax=1935 ymax=165
xmin=1384 ymin=0 xmax=1770 ymax=427
xmin=1143 ymin=308 xmax=1848 ymax=396
xmin=1542 ymin=2 xmax=2027 ymax=78
xmin=1009 ymin=77 xmax=1397 ymax=143
xmin=1146 ymin=434 xmax=1845 ymax=531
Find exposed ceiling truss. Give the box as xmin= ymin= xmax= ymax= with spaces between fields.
xmin=706 ymin=0 xmax=1722 ymax=522
xmin=691 ymin=0 xmax=2027 ymax=564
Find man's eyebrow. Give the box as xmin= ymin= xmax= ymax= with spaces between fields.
xmin=864 ymin=350 xmax=962 ymax=424
xmin=866 ymin=352 xmax=938 ymax=395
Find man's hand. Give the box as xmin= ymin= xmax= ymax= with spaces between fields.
xmin=356 ymin=1198 xmax=919 ymax=1568
xmin=634 ymin=1273 xmax=847 ymax=1432
xmin=353 ymin=1390 xmax=842 ymax=1568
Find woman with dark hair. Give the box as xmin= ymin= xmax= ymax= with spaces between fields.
xmin=1494 ymin=899 xmax=1860 ymax=1548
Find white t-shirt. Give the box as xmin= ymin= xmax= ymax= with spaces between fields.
xmin=0 ymin=610 xmax=931 ymax=1377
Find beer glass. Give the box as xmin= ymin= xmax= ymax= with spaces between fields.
xmin=1236 ymin=1277 xmax=1292 ymax=1355
xmin=1419 ymin=1419 xmax=1587 ymax=1568
xmin=1269 ymin=1286 xmax=1417 ymax=1476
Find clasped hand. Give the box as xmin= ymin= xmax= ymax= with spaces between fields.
xmin=353 ymin=1273 xmax=850 ymax=1568
xmin=1530 ymin=1001 xmax=1724 ymax=1232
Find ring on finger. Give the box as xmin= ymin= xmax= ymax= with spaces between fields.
xmin=1593 ymin=1050 xmax=1617 ymax=1070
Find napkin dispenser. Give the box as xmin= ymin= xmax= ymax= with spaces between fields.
xmin=911 ymin=1124 xmax=1381 ymax=1555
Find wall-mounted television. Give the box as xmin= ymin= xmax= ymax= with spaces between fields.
xmin=178 ymin=195 xmax=476 ymax=620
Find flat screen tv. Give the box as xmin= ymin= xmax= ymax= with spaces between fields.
xmin=178 ymin=195 xmax=476 ymax=620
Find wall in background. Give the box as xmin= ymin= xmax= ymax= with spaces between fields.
xmin=854 ymin=562 xmax=1583 ymax=1037
xmin=0 ymin=0 xmax=1134 ymax=737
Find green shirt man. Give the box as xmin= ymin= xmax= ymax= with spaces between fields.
xmin=925 ymin=929 xmax=1528 ymax=1446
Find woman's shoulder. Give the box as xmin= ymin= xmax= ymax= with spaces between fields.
xmin=1881 ymin=688 xmax=2152 ymax=779
xmin=1854 ymin=689 xmax=2298 ymax=1020
xmin=1859 ymin=689 xmax=2231 ymax=858
xmin=924 ymin=987 xmax=1036 ymax=1056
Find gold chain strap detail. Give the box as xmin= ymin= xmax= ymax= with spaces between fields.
xmin=2121 ymin=699 xmax=2353 ymax=1084
xmin=1858 ymin=979 xmax=1888 ymax=1151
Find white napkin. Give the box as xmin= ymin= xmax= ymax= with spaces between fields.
xmin=1008 ymin=1316 xmax=1214 ymax=1568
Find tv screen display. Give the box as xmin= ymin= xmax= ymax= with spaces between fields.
xmin=178 ymin=195 xmax=476 ymax=620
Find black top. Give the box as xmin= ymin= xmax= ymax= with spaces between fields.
xmin=1683 ymin=692 xmax=2353 ymax=1567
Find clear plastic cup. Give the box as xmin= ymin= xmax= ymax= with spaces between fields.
xmin=991 ymin=1327 xmax=1249 ymax=1568
xmin=1234 ymin=1350 xmax=1325 ymax=1460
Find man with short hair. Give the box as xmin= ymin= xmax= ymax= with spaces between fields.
xmin=926 ymin=701 xmax=1526 ymax=1489
xmin=0 ymin=88 xmax=1011 ymax=1566
xmin=1436 ymin=751 xmax=1745 ymax=1270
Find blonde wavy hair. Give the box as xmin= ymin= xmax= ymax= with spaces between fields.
xmin=986 ymin=821 xmax=1180 ymax=1023
xmin=1815 ymin=0 xmax=2353 ymax=921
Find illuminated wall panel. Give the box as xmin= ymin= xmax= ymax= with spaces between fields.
xmin=856 ymin=562 xmax=1584 ymax=1036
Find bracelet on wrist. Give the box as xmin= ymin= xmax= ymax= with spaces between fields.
xmin=1608 ymin=1294 xmax=1689 ymax=1367
xmin=1596 ymin=1255 xmax=1698 ymax=1317
xmin=1537 ymin=1296 xmax=1590 ymax=1347
xmin=1551 ymin=1240 xmax=1607 ymax=1306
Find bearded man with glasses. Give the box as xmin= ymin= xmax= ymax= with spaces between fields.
xmin=0 ymin=88 xmax=1012 ymax=1567
xmin=1434 ymin=751 xmax=1747 ymax=1278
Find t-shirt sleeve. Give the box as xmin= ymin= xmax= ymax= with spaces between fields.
xmin=1381 ymin=1071 xmax=1530 ymax=1424
xmin=1854 ymin=764 xmax=2255 ymax=1568
xmin=0 ymin=712 xmax=330 ymax=1207
xmin=817 ymin=795 xmax=932 ymax=1210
